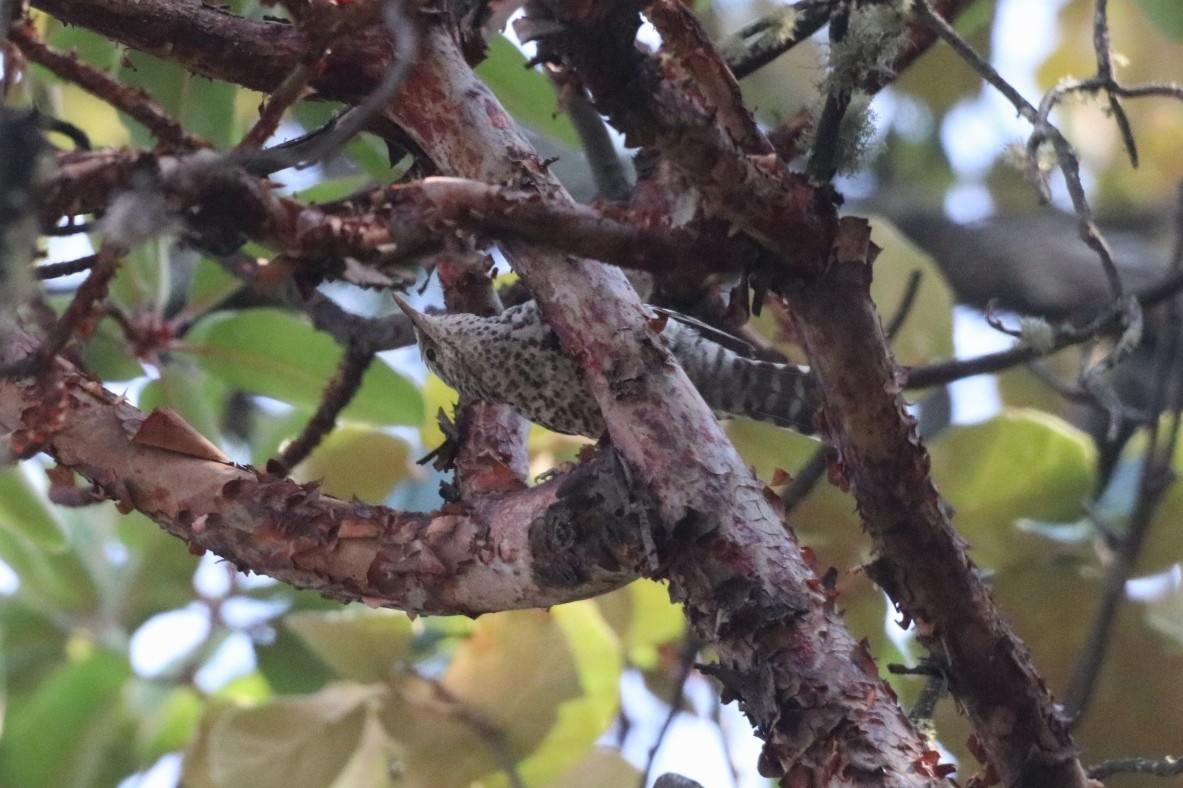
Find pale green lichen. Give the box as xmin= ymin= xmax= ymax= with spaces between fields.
xmin=717 ymin=7 xmax=802 ymax=65
xmin=801 ymin=90 xmax=879 ymax=175
xmin=827 ymin=3 xmax=910 ymax=94
xmin=1018 ymin=316 xmax=1057 ymax=353
xmin=800 ymin=3 xmax=909 ymax=176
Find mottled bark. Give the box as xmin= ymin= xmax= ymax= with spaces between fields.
xmin=0 ymin=356 xmax=645 ymax=615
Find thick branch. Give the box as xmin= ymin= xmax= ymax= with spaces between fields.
xmin=532 ymin=0 xmax=1091 ymax=784
xmin=787 ymin=221 xmax=1089 ymax=788
xmin=392 ymin=23 xmax=941 ymax=788
xmin=0 ymin=358 xmax=644 ymax=615
xmin=39 ymin=152 xmax=748 ymax=283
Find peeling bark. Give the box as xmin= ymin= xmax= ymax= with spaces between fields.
xmin=0 ymin=360 xmax=645 ymax=615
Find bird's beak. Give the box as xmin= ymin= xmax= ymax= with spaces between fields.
xmin=392 ymin=293 xmax=437 ymax=339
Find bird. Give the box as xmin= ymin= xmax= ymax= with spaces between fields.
xmin=392 ymin=295 xmax=819 ymax=439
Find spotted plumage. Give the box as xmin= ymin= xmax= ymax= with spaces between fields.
xmin=394 ymin=297 xmax=819 ymax=439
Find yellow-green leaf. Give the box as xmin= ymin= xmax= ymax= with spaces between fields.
xmin=595 ymin=580 xmax=686 ymax=669
xmin=184 ymin=683 xmax=393 ymax=788
xmin=285 ymin=609 xmax=414 ymax=684
xmin=508 ymin=602 xmax=624 ymax=787
xmin=290 ymin=426 xmax=417 ymax=503
xmin=383 ymin=605 xmax=621 ymax=787
xmin=542 ymin=748 xmax=642 ymax=787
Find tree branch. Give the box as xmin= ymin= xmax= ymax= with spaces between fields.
xmin=530 ymin=0 xmax=1090 ymax=783
xmin=0 ymin=355 xmax=645 ymax=615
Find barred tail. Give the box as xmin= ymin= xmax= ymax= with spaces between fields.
xmin=677 ymin=339 xmax=819 ymax=434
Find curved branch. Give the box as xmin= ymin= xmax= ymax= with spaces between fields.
xmin=0 ymin=358 xmax=644 ymax=616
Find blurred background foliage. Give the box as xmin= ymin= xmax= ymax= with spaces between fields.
xmin=4 ymin=0 xmax=1183 ymax=785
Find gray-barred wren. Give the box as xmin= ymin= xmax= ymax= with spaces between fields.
xmin=394 ymin=296 xmax=819 ymax=439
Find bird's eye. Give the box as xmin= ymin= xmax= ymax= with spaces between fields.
xmin=425 ymin=347 xmax=438 ymax=363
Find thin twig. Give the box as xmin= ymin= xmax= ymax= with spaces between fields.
xmin=780 ymin=447 xmax=827 ymax=514
xmin=235 ymin=0 xmax=420 ymax=174
xmin=8 ymin=22 xmax=206 ymax=150
xmin=33 ymin=254 xmax=97 ymax=280
xmin=639 ymin=636 xmax=699 ymax=788
xmin=273 ymin=342 xmax=376 ymax=473
xmin=1088 ymin=755 xmax=1183 ymax=780
xmin=914 ymin=0 xmax=1127 ymax=306
xmin=721 ymin=0 xmax=834 ymax=80
xmin=211 ymin=253 xmax=417 ymax=351
xmin=883 ymin=270 xmax=922 ymax=340
xmin=1061 ymin=188 xmax=1183 ymax=722
xmin=905 ymin=265 xmax=1183 ymax=389
xmin=805 ymin=5 xmax=851 ymax=184
xmin=236 ymin=57 xmax=321 ymax=152
xmin=0 ymin=245 xmax=124 ymax=378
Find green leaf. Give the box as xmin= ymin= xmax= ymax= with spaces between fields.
xmin=114 ymin=510 xmax=202 ymax=629
xmin=285 ymin=609 xmax=414 ymax=684
xmin=81 ymin=318 xmax=144 ymax=382
xmin=290 ymin=102 xmax=400 ymax=180
xmin=0 ymin=600 xmax=67 ymax=699
xmin=117 ymin=51 xmax=239 ymax=148
xmin=252 ymin=584 xmax=346 ymax=695
xmin=0 ymin=467 xmax=67 ymax=551
xmin=0 ymin=648 xmax=133 ymax=787
xmin=134 ymin=685 xmax=203 ymax=761
xmin=0 ymin=526 xmax=100 ymax=614
xmin=294 ymin=175 xmax=375 ymax=205
xmin=928 ymin=410 xmax=1096 ymax=571
xmin=108 ymin=239 xmax=170 ymax=312
xmin=255 ymin=620 xmax=337 ymax=696
xmin=180 ymin=308 xmax=424 ymax=427
xmin=476 ymin=36 xmax=581 ymax=151
xmin=1134 ymin=0 xmax=1183 ymax=39
xmin=139 ymin=364 xmax=227 ymax=448
xmin=186 ymin=258 xmax=244 ymax=319
xmin=45 ymin=22 xmax=120 ymax=73
xmin=183 ymin=683 xmax=396 ymax=788
xmin=291 ymin=426 xmax=417 ymax=502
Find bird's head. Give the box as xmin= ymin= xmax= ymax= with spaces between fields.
xmin=391 ymin=294 xmax=469 ymax=389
